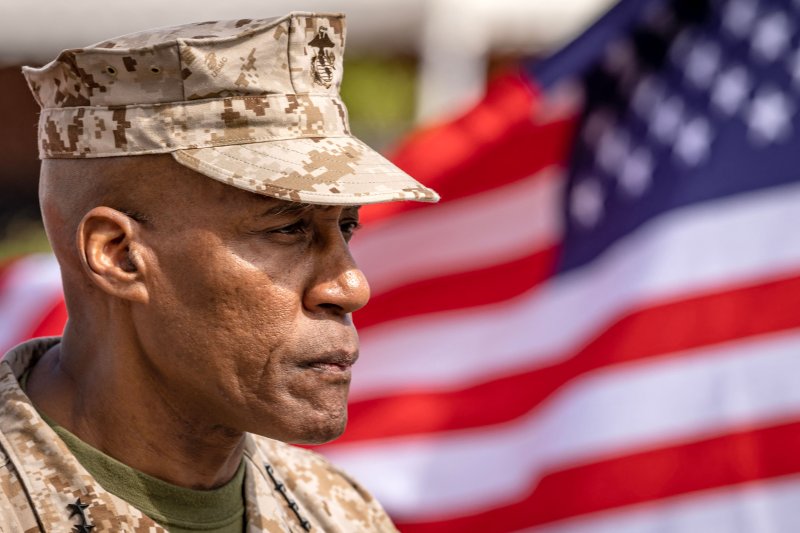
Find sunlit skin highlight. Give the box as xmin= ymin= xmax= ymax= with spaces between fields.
xmin=26 ymin=154 xmax=370 ymax=490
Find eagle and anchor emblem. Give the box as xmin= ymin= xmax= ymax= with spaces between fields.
xmin=308 ymin=27 xmax=336 ymax=88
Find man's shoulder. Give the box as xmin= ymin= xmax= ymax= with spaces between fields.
xmin=0 ymin=443 xmax=42 ymax=530
xmin=249 ymin=435 xmax=398 ymax=532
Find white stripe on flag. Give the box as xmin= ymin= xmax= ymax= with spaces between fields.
xmin=0 ymin=254 xmax=63 ymax=352
xmin=524 ymin=475 xmax=800 ymax=533
xmin=328 ymin=329 xmax=800 ymax=519
xmin=352 ymin=168 xmax=563 ymax=295
xmin=353 ymin=181 xmax=800 ymax=400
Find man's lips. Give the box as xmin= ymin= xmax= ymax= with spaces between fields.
xmin=302 ymin=351 xmax=359 ymax=373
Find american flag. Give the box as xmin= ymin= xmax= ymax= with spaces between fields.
xmin=322 ymin=0 xmax=800 ymax=530
xmin=5 ymin=0 xmax=800 ymax=530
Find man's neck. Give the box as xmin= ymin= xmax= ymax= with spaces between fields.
xmin=25 ymin=329 xmax=245 ymax=490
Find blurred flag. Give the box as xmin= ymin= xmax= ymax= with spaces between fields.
xmin=0 ymin=255 xmax=66 ymax=351
xmin=4 ymin=0 xmax=800 ymax=531
xmin=321 ymin=0 xmax=800 ymax=531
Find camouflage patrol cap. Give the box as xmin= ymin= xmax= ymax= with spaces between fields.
xmin=22 ymin=12 xmax=439 ymax=205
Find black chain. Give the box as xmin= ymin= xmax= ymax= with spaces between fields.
xmin=265 ymin=463 xmax=312 ymax=531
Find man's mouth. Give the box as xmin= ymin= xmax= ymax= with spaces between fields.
xmin=303 ymin=351 xmax=359 ymax=373
xmin=309 ymin=362 xmax=351 ymax=372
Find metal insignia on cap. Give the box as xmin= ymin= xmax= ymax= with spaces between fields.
xmin=308 ymin=27 xmax=335 ymax=88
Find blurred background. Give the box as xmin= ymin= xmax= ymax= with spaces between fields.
xmin=5 ymin=0 xmax=800 ymax=532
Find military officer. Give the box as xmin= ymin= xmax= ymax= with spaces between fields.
xmin=1 ymin=12 xmax=438 ymax=532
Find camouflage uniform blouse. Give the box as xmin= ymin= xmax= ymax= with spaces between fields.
xmin=0 ymin=338 xmax=398 ymax=532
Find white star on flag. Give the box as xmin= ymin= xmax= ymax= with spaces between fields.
xmin=582 ymin=108 xmax=616 ymax=147
xmin=651 ymin=96 xmax=685 ymax=143
xmin=571 ymin=178 xmax=605 ymax=229
xmin=685 ymin=40 xmax=721 ymax=89
xmin=752 ymin=11 xmax=792 ymax=62
xmin=711 ymin=66 xmax=751 ymax=116
xmin=632 ymin=76 xmax=664 ymax=118
xmin=747 ymin=87 xmax=795 ymax=144
xmin=675 ymin=117 xmax=713 ymax=166
xmin=598 ymin=128 xmax=630 ymax=174
xmin=619 ymin=147 xmax=654 ymax=197
xmin=723 ymin=0 xmax=759 ymax=38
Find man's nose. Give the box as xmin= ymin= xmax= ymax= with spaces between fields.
xmin=303 ymin=246 xmax=371 ymax=317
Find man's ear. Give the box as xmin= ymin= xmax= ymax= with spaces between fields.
xmin=77 ymin=206 xmax=149 ymax=303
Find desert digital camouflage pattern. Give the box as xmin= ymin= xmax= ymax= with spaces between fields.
xmin=22 ymin=12 xmax=439 ymax=205
xmin=0 ymin=338 xmax=399 ymax=532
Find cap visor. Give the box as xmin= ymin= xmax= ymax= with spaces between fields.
xmin=172 ymin=136 xmax=439 ymax=205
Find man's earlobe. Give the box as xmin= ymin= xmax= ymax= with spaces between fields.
xmin=78 ymin=207 xmax=149 ymax=303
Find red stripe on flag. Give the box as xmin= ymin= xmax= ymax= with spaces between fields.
xmin=355 ymin=245 xmax=560 ymax=329
xmin=28 ymin=297 xmax=67 ymax=339
xmin=396 ymin=419 xmax=800 ymax=532
xmin=361 ymin=72 xmax=577 ymax=225
xmin=339 ymin=272 xmax=800 ymax=443
xmin=0 ymin=257 xmax=19 ymax=294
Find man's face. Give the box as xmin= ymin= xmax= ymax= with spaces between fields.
xmin=130 ymin=160 xmax=370 ymax=445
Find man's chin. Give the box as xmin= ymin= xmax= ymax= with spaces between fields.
xmin=288 ymin=417 xmax=348 ymax=445
xmin=250 ymin=411 xmax=348 ymax=445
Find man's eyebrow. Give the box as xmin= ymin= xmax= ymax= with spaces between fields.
xmin=257 ymin=202 xmax=315 ymax=218
xmin=257 ymin=203 xmax=362 ymax=218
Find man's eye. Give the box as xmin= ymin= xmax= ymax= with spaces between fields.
xmin=267 ymin=221 xmax=309 ymax=236
xmin=340 ymin=221 xmax=362 ymax=241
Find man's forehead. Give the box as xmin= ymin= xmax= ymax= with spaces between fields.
xmin=46 ymin=155 xmax=363 ymax=218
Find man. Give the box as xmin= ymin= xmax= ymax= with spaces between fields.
xmin=3 ymin=12 xmax=438 ymax=532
